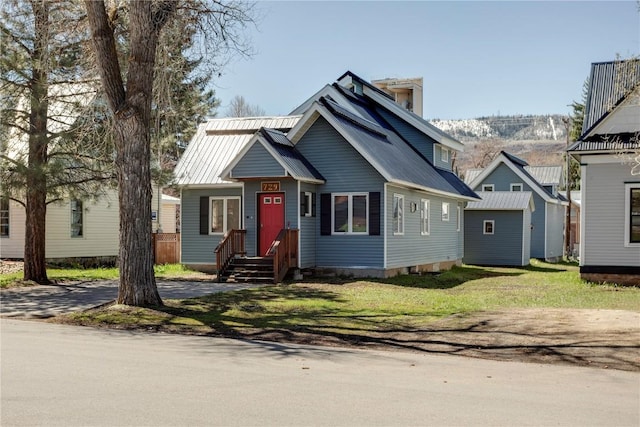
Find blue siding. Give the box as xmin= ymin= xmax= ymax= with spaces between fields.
xmin=296 ymin=117 xmax=385 ymax=268
xmin=464 ymin=210 xmax=527 ymax=266
xmin=299 ymin=182 xmax=317 ymax=268
xmin=376 ymin=109 xmax=436 ymax=164
xmin=474 ymin=164 xmax=547 ymax=258
xmin=242 ymin=179 xmax=299 ymax=257
xmin=386 ymin=186 xmax=462 ymax=268
xmin=232 ymin=143 xmax=285 ymax=178
xmin=181 ymin=187 xmax=242 ymax=264
xmin=433 ymin=144 xmax=453 ymax=171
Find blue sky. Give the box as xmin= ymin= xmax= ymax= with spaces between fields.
xmin=212 ymin=1 xmax=639 ymax=120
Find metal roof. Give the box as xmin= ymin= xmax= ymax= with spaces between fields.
xmin=173 ymin=116 xmax=301 ymax=186
xmin=321 ymin=97 xmax=479 ymax=200
xmin=464 ymin=169 xmax=483 ymax=184
xmin=524 ymin=166 xmax=563 ymax=186
xmin=466 ymin=191 xmax=534 ymax=211
xmin=582 ymin=59 xmax=640 ymax=138
xmin=568 ymin=133 xmax=640 ymax=153
xmin=259 ymin=129 xmax=324 ymax=182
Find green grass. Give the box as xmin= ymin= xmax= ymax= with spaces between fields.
xmin=0 ymin=264 xmax=209 ymax=288
xmin=62 ymin=260 xmax=640 ymax=337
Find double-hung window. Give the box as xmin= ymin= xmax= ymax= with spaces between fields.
xmin=210 ymin=197 xmax=241 ymax=234
xmin=625 ymin=184 xmax=640 ymax=246
xmin=442 ymin=202 xmax=450 ymax=221
xmin=332 ymin=193 xmax=368 ymax=234
xmin=70 ymin=200 xmax=83 ymax=237
xmin=393 ymin=194 xmax=404 ymax=235
xmin=0 ymin=197 xmax=9 ymax=237
xmin=420 ymin=199 xmax=430 ymax=235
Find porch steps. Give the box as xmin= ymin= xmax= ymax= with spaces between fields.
xmin=220 ymin=256 xmax=274 ymax=283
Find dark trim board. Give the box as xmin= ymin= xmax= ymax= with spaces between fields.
xmin=580 ymin=265 xmax=640 ymax=275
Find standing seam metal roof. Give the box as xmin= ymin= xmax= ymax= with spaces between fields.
xmin=465 ymin=191 xmax=534 ymax=211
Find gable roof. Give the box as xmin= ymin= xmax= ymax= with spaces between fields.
xmin=524 ymin=166 xmax=563 ymax=186
xmin=467 ymin=151 xmax=565 ymax=205
xmin=173 ymin=116 xmax=301 ymax=186
xmin=287 ymin=97 xmax=478 ymax=201
xmin=580 ymin=59 xmax=640 ymax=139
xmin=466 ymin=191 xmax=535 ymax=211
xmin=220 ymin=128 xmax=325 ymax=183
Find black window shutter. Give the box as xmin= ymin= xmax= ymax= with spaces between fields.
xmin=312 ymin=192 xmax=317 ymax=217
xmin=199 ymin=196 xmax=209 ymax=235
xmin=369 ymin=192 xmax=380 ymax=235
xmin=320 ymin=193 xmax=331 ymax=235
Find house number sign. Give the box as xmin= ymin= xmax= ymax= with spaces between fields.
xmin=261 ymin=181 xmax=280 ymax=192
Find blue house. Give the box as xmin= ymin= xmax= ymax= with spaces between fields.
xmin=174 ymin=72 xmax=479 ymax=281
xmin=465 ymin=151 xmax=567 ymax=262
xmin=568 ymin=59 xmax=640 ymax=286
xmin=464 ymin=191 xmax=535 ymax=266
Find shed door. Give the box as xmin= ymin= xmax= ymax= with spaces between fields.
xmin=258 ymin=193 xmax=285 ymax=256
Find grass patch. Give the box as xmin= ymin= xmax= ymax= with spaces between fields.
xmin=60 ymin=261 xmax=640 ymax=339
xmin=0 ymin=264 xmax=210 ymax=288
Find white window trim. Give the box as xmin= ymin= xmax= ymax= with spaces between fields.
xmin=624 ymin=183 xmax=640 ymax=247
xmin=510 ymin=183 xmax=523 ymax=192
xmin=441 ymin=146 xmax=449 ymax=163
xmin=483 ymin=220 xmax=495 ymax=235
xmin=70 ymin=200 xmax=84 ymax=238
xmin=393 ymin=193 xmax=404 ymax=235
xmin=420 ymin=199 xmax=430 ymax=236
xmin=482 ymin=184 xmax=495 ymax=192
xmin=457 ymin=205 xmax=461 ymax=232
xmin=209 ymin=196 xmax=241 ymax=235
xmin=303 ymin=191 xmax=313 ymax=217
xmin=442 ymin=202 xmax=450 ymax=222
xmin=331 ymin=192 xmax=369 ymax=235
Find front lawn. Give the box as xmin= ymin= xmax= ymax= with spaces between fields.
xmin=62 ymin=260 xmax=640 ymax=334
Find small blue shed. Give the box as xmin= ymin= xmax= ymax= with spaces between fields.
xmin=464 ymin=191 xmax=535 ymax=266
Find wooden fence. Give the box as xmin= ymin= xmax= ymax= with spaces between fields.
xmin=152 ymin=233 xmax=180 ymax=264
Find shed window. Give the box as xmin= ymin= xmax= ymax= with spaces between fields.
xmin=393 ymin=194 xmax=404 ymax=235
xmin=210 ymin=197 xmax=241 ymax=234
xmin=511 ymin=183 xmax=523 ymax=192
xmin=332 ymin=193 xmax=368 ymax=234
xmin=70 ymin=200 xmax=83 ymax=238
xmin=626 ymin=184 xmax=640 ymax=245
xmin=420 ymin=199 xmax=430 ymax=235
xmin=483 ymin=220 xmax=494 ymax=235
xmin=0 ymin=197 xmax=8 ymax=237
xmin=442 ymin=202 xmax=450 ymax=221
xmin=482 ymin=184 xmax=494 ymax=192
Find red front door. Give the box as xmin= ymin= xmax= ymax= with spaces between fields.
xmin=258 ymin=193 xmax=285 ymax=256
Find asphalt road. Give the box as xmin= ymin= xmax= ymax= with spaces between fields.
xmin=2 ymin=319 xmax=638 ymax=427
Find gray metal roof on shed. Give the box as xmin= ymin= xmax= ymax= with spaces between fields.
xmin=581 ymin=59 xmax=640 ymax=138
xmin=466 ymin=191 xmax=535 ymax=211
xmin=173 ymin=116 xmax=301 ymax=186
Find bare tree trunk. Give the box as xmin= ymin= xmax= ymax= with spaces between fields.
xmin=86 ymin=0 xmax=175 ymax=306
xmin=23 ymin=0 xmax=50 ymax=285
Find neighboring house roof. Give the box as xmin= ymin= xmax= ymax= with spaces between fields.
xmin=464 ymin=168 xmax=483 ymax=185
xmin=161 ymin=194 xmax=180 ymax=204
xmin=567 ymin=133 xmax=640 ymax=154
xmin=287 ymin=96 xmax=478 ymax=201
xmin=580 ymin=59 xmax=640 ymax=139
xmin=220 ymin=128 xmax=325 ymax=184
xmin=466 ymin=191 xmax=535 ymax=211
xmin=525 ymin=166 xmax=563 ymax=186
xmin=468 ymin=151 xmax=566 ymax=205
xmin=173 ymin=116 xmax=301 ymax=186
